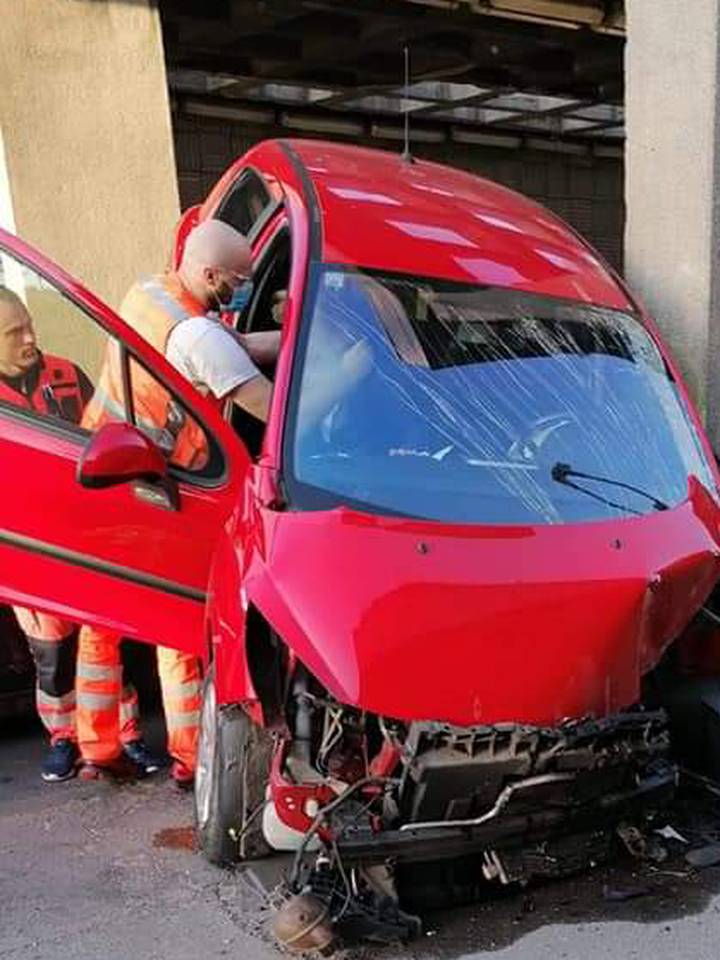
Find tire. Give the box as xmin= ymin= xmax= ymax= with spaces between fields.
xmin=194 ymin=664 xmax=274 ymax=864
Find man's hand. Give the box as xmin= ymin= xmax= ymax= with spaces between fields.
xmin=340 ymin=339 xmax=373 ymax=381
xmin=297 ymin=338 xmax=373 ymax=437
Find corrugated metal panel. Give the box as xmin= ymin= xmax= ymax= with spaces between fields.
xmin=173 ymin=115 xmax=624 ymax=270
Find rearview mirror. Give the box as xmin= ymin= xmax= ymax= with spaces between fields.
xmin=77 ymin=422 xmax=168 ymax=489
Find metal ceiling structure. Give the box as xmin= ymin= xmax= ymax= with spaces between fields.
xmin=161 ymin=0 xmax=625 ymax=154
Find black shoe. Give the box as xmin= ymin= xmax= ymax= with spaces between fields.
xmin=41 ymin=739 xmax=79 ymax=782
xmin=122 ymin=739 xmax=167 ymax=774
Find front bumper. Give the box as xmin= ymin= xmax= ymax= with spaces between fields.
xmin=337 ymin=764 xmax=675 ymax=865
xmin=336 ymin=711 xmax=676 ymax=872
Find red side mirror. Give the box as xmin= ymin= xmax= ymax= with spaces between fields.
xmin=77 ymin=422 xmax=168 ymax=490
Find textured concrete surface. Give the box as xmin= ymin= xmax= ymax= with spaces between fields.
xmin=625 ymin=0 xmax=720 ymax=436
xmin=0 ymin=0 xmax=179 ymax=311
xmin=0 ymin=720 xmax=278 ymax=960
xmin=5 ymin=719 xmax=720 ymax=960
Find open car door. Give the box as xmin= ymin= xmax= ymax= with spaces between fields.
xmin=0 ymin=228 xmax=250 ymax=655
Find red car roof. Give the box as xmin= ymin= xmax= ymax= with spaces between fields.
xmin=287 ymin=139 xmax=631 ymax=311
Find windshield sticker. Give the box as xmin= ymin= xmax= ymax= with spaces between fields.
xmin=325 ymin=272 xmax=345 ymax=291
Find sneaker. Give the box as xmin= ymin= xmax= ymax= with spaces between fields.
xmin=41 ymin=739 xmax=79 ymax=782
xmin=78 ymin=753 xmax=144 ymax=782
xmin=122 ymin=739 xmax=167 ymax=775
xmin=170 ymin=760 xmax=194 ymax=790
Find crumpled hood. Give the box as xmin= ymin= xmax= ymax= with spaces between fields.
xmin=250 ymin=479 xmax=720 ymax=726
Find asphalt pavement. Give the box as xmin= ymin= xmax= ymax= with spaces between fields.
xmin=4 ymin=717 xmax=720 ymax=960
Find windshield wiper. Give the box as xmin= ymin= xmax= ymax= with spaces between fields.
xmin=551 ymin=462 xmax=669 ymax=516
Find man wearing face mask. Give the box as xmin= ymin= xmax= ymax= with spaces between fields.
xmin=75 ymin=219 xmax=278 ymax=785
xmin=171 ymin=220 xmax=281 ymax=410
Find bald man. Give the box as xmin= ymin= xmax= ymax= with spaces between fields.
xmin=75 ymin=220 xmax=280 ymax=785
xmin=164 ymin=218 xmax=277 ymax=421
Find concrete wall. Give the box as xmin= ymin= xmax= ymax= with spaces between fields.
xmin=0 ymin=0 xmax=179 ymax=311
xmin=625 ymin=0 xmax=720 ymax=428
xmin=173 ymin=114 xmax=625 ymax=271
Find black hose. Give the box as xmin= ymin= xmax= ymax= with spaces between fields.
xmin=289 ymin=775 xmax=395 ymax=889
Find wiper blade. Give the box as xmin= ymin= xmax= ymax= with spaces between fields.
xmin=551 ymin=462 xmax=669 ymax=515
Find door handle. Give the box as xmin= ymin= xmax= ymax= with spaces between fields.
xmin=132 ymin=477 xmax=180 ymax=512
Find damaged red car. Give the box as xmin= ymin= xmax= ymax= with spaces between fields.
xmin=1 ymin=139 xmax=720 ymax=942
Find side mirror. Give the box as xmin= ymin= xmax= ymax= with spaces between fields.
xmin=77 ymin=422 xmax=168 ymax=489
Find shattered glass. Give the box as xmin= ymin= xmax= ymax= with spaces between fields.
xmin=288 ymin=267 xmax=715 ymax=524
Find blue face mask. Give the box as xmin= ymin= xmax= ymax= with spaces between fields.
xmin=227 ymin=279 xmax=254 ymax=313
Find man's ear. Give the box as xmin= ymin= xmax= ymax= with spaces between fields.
xmin=202 ymin=265 xmax=217 ymax=286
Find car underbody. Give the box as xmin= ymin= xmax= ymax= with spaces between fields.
xmin=249 ymin=670 xmax=678 ymax=949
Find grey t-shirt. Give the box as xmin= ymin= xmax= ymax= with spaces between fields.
xmin=165 ymin=315 xmax=260 ymax=400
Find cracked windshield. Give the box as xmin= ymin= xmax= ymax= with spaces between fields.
xmin=291 ymin=266 xmax=714 ymax=524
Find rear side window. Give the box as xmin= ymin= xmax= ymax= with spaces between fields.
xmin=215 ymin=170 xmax=272 ymax=239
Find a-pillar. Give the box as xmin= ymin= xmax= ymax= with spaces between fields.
xmin=0 ymin=0 xmax=179 ymax=307
xmin=625 ymin=0 xmax=720 ymax=446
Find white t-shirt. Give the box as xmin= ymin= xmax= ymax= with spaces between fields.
xmin=165 ymin=315 xmax=260 ymax=400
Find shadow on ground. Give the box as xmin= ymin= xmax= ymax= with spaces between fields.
xmin=235 ymin=786 xmax=720 ymax=959
xmin=4 ymin=715 xmax=720 ymax=960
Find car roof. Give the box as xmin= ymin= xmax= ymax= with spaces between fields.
xmin=284 ymin=139 xmax=631 ymax=311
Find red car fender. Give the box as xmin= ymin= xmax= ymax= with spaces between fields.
xmin=206 ymin=519 xmax=264 ymax=725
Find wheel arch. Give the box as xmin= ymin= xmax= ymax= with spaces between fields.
xmin=207 ymin=534 xmax=290 ymax=728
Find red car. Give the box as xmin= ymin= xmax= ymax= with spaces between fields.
xmin=1 ymin=140 xmax=720 ymax=939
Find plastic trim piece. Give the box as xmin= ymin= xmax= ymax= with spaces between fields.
xmin=0 ymin=527 xmax=206 ymax=602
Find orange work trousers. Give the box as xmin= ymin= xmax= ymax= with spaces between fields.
xmin=13 ymin=608 xmax=141 ymax=745
xmin=76 ymin=625 xmax=201 ymax=770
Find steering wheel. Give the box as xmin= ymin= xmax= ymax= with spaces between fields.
xmin=507 ymin=413 xmax=577 ymax=464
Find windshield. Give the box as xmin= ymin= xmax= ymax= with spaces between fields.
xmin=284 ymin=265 xmax=715 ymax=525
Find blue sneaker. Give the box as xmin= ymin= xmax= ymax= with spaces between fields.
xmin=122 ymin=739 xmax=167 ymax=774
xmin=41 ymin=739 xmax=79 ymax=782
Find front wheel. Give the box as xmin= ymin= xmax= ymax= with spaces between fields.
xmin=194 ymin=664 xmax=273 ymax=864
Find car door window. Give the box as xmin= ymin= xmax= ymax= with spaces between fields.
xmin=0 ymin=248 xmax=216 ymax=478
xmin=127 ymin=354 xmax=214 ymax=476
xmin=243 ymin=227 xmax=291 ymax=336
xmin=0 ymin=253 xmax=124 ymax=434
xmin=227 ymin=228 xmax=291 ymax=460
xmin=214 ymin=169 xmax=275 ymax=240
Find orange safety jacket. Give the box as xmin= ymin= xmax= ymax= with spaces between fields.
xmin=82 ymin=273 xmax=212 ymax=470
xmin=0 ymin=353 xmax=87 ymax=423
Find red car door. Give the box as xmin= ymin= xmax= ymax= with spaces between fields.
xmin=0 ymin=228 xmax=250 ymax=655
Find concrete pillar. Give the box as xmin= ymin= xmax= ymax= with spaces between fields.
xmin=625 ymin=0 xmax=720 ymax=444
xmin=0 ymin=0 xmax=179 ymax=308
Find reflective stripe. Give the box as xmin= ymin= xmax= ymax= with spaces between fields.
xmin=141 ymin=278 xmax=195 ymax=331
xmin=87 ymin=383 xmax=126 ymax=421
xmin=119 ymin=687 xmax=139 ymax=723
xmin=166 ymin=710 xmax=200 ymax=729
xmin=76 ymin=662 xmax=121 ymax=682
xmin=38 ymin=709 xmax=74 ymax=729
xmin=77 ymin=692 xmax=118 ymax=711
xmin=36 ymin=689 xmax=75 ymax=709
xmin=14 ymin=606 xmax=75 ymax=641
xmin=161 ymin=679 xmax=201 ymax=699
